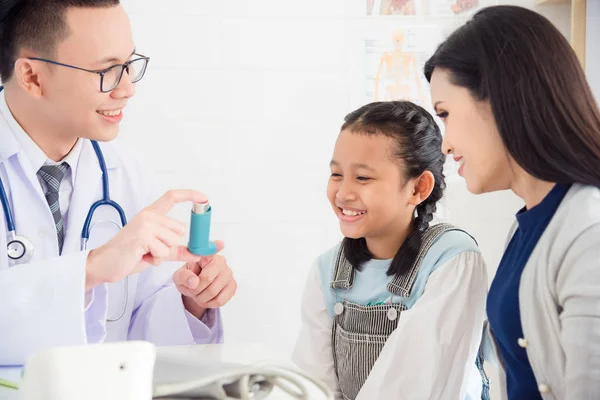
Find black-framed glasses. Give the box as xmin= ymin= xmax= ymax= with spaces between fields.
xmin=21 ymin=53 xmax=150 ymax=93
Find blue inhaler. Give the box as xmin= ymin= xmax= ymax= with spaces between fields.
xmin=187 ymin=202 xmax=217 ymax=256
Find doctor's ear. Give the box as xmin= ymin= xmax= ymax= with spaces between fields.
xmin=13 ymin=58 xmax=44 ymax=98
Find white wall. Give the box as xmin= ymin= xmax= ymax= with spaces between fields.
xmin=587 ymin=0 xmax=600 ymax=101
xmin=118 ymin=0 xmax=571 ymax=396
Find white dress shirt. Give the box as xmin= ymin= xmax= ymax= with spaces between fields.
xmin=0 ymin=97 xmax=82 ymax=230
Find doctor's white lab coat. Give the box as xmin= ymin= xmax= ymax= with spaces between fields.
xmin=0 ymin=102 xmax=223 ymax=366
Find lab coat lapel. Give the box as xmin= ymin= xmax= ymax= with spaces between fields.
xmin=0 ymin=114 xmax=47 ymax=208
xmin=0 ymin=115 xmax=57 ymax=261
xmin=62 ymin=140 xmax=102 ymax=254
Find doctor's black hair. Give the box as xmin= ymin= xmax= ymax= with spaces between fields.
xmin=424 ymin=5 xmax=600 ymax=186
xmin=340 ymin=101 xmax=446 ymax=277
xmin=0 ymin=0 xmax=120 ymax=82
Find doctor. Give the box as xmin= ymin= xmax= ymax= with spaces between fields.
xmin=0 ymin=0 xmax=237 ymax=366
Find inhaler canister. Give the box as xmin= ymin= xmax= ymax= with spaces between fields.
xmin=187 ymin=202 xmax=217 ymax=256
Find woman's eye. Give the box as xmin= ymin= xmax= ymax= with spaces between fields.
xmin=357 ymin=176 xmax=371 ymax=181
xmin=330 ymin=173 xmax=342 ymax=178
xmin=436 ymin=111 xmax=448 ymax=119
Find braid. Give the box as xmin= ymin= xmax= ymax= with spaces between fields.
xmin=387 ymin=114 xmax=445 ymax=276
xmin=415 ymin=196 xmax=436 ymax=231
xmin=340 ymin=101 xmax=446 ymax=276
xmin=385 ymin=192 xmax=439 ymax=276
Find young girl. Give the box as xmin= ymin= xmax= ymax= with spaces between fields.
xmin=293 ymin=101 xmax=489 ymax=399
xmin=425 ymin=5 xmax=600 ymax=399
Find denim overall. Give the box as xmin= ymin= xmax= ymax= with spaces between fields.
xmin=329 ymin=223 xmax=490 ymax=400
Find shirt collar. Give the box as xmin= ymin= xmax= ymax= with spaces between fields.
xmin=0 ymin=90 xmax=81 ymax=185
xmin=515 ymin=183 xmax=572 ymax=231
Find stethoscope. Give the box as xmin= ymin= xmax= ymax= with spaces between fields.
xmin=0 ymin=93 xmax=130 ymax=321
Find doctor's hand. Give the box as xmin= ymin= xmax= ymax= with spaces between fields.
xmin=173 ymin=241 xmax=237 ymax=319
xmin=85 ymin=190 xmax=209 ymax=291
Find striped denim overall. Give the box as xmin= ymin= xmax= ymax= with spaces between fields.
xmin=329 ymin=223 xmax=490 ymax=400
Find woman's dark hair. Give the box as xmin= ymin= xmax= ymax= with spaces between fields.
xmin=424 ymin=5 xmax=600 ymax=186
xmin=0 ymin=0 xmax=120 ymax=82
xmin=341 ymin=101 xmax=446 ymax=277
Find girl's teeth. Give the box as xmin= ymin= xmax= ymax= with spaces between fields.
xmin=342 ymin=209 xmax=365 ymax=216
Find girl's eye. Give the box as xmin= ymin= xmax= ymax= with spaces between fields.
xmin=357 ymin=176 xmax=371 ymax=181
xmin=436 ymin=111 xmax=448 ymax=119
xmin=330 ymin=173 xmax=342 ymax=178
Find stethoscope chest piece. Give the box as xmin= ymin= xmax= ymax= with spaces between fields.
xmin=7 ymin=234 xmax=34 ymax=263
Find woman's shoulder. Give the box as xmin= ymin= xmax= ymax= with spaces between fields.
xmin=559 ymin=184 xmax=600 ymax=224
xmin=541 ymin=184 xmax=600 ymax=251
xmin=537 ymin=184 xmax=600 ymax=268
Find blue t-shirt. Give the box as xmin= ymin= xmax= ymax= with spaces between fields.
xmin=487 ymin=183 xmax=571 ymax=400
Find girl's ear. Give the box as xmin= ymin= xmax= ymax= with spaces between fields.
xmin=407 ymin=171 xmax=435 ymax=207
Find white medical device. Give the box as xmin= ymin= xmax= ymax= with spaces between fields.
xmin=15 ymin=342 xmax=333 ymax=400
xmin=18 ymin=341 xmax=155 ymax=400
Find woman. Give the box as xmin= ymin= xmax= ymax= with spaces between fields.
xmin=424 ymin=5 xmax=600 ymax=400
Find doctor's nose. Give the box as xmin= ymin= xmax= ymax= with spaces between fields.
xmin=111 ymin=72 xmax=136 ymax=100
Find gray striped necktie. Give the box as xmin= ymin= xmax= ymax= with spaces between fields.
xmin=37 ymin=163 xmax=69 ymax=253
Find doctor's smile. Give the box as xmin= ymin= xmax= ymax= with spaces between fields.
xmin=96 ymin=108 xmax=124 ymax=123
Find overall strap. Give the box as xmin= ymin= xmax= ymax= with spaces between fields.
xmin=330 ymin=245 xmax=355 ymax=290
xmin=387 ymin=223 xmax=467 ymax=297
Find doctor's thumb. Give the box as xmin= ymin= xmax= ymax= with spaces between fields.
xmin=186 ymin=274 xmax=200 ymax=289
xmin=175 ymin=267 xmax=200 ymax=288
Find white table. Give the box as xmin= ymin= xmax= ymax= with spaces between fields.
xmin=0 ymin=343 xmax=328 ymax=400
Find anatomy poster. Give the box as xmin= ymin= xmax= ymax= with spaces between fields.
xmin=363 ymin=25 xmax=442 ymax=108
xmin=366 ymin=0 xmax=481 ymax=16
xmin=367 ymin=0 xmax=417 ymax=15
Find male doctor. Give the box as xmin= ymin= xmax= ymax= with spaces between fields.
xmin=0 ymin=0 xmax=237 ymax=365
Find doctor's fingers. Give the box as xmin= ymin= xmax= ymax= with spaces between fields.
xmin=143 ymin=237 xmax=172 ymax=266
xmin=196 ymin=240 xmax=226 ymax=269
xmin=140 ymin=220 xmax=185 ymax=249
xmin=201 ymin=281 xmax=237 ymax=309
xmin=174 ymin=257 xmax=230 ymax=297
xmin=173 ymin=267 xmax=201 ymax=293
xmin=193 ymin=259 xmax=232 ymax=295
xmin=146 ymin=190 xmax=208 ymax=215
xmin=192 ymin=269 xmax=234 ymax=304
xmin=135 ymin=211 xmax=186 ymax=236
